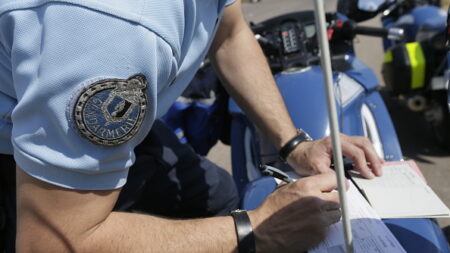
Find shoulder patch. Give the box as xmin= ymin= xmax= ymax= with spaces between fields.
xmin=73 ymin=74 xmax=148 ymax=146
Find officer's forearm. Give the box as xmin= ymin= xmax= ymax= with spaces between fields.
xmin=19 ymin=211 xmax=238 ymax=253
xmin=210 ymin=2 xmax=297 ymax=149
xmin=79 ymin=212 xmax=238 ymax=253
xmin=15 ymin=168 xmax=238 ymax=253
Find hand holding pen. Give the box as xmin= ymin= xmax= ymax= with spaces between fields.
xmin=260 ymin=164 xmax=295 ymax=183
xmin=261 ymin=164 xmax=371 ymax=205
xmin=331 ymin=162 xmax=372 ymax=205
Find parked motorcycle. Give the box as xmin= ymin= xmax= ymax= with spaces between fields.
xmin=230 ymin=9 xmax=404 ymax=195
xmin=340 ymin=0 xmax=449 ymax=149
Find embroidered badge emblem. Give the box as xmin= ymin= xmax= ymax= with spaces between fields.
xmin=74 ymin=74 xmax=148 ymax=146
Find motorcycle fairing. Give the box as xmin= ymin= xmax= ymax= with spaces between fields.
xmin=273 ymin=65 xmax=378 ymax=140
xmin=229 ymin=63 xmax=395 ymax=152
xmin=343 ymin=55 xmax=380 ymax=91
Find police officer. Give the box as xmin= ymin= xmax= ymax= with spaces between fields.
xmin=0 ymin=0 xmax=383 ymax=252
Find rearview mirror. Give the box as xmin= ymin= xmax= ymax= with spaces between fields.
xmin=337 ymin=0 xmax=394 ymax=22
xmin=358 ymin=0 xmax=392 ymax=12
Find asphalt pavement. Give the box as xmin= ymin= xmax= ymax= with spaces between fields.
xmin=207 ymin=0 xmax=450 ymax=229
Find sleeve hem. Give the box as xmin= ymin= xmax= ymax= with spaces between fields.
xmin=14 ymin=147 xmax=128 ymax=190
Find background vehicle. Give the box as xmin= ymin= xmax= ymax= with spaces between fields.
xmin=340 ymin=0 xmax=449 ymax=149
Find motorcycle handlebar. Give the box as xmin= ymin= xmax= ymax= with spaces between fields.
xmin=354 ymin=26 xmax=388 ymax=37
xmin=353 ymin=25 xmax=404 ymax=41
xmin=331 ymin=20 xmax=404 ymax=41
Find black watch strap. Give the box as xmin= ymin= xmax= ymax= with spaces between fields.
xmin=279 ymin=129 xmax=312 ymax=162
xmin=230 ymin=209 xmax=256 ymax=253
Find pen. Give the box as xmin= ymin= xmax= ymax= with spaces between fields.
xmin=330 ymin=161 xmax=372 ymax=205
xmin=260 ymin=164 xmax=295 ymax=183
xmin=261 ymin=164 xmax=372 ymax=205
xmin=344 ymin=169 xmax=372 ymax=206
xmin=330 ymin=162 xmax=372 ymax=205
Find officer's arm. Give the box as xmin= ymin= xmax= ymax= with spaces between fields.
xmin=209 ymin=1 xmax=383 ymax=177
xmin=209 ymin=1 xmax=299 ymax=149
xmin=15 ymin=167 xmax=237 ymax=252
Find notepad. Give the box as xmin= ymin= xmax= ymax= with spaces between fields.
xmin=310 ymin=182 xmax=407 ymax=253
xmin=350 ymin=160 xmax=450 ymax=219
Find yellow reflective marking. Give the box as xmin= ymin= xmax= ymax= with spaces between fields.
xmin=384 ymin=50 xmax=393 ymax=63
xmin=406 ymin=42 xmax=426 ymax=89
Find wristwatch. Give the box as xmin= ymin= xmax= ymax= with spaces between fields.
xmin=279 ymin=129 xmax=313 ymax=162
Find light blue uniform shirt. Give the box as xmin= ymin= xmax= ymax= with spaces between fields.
xmin=0 ymin=0 xmax=235 ymax=190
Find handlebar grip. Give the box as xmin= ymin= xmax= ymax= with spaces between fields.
xmin=354 ymin=26 xmax=388 ymax=37
xmin=354 ymin=26 xmax=404 ymax=41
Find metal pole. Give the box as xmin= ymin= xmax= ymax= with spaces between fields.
xmin=312 ymin=0 xmax=353 ymax=252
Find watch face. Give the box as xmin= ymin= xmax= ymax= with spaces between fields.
xmin=305 ymin=130 xmax=313 ymax=140
xmin=279 ymin=129 xmax=313 ymax=161
xmin=298 ymin=129 xmax=313 ymax=141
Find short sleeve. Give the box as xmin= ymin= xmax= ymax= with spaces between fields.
xmin=6 ymin=3 xmax=177 ymax=190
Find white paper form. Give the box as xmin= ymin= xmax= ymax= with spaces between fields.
xmin=310 ymin=183 xmax=406 ymax=253
xmin=352 ymin=162 xmax=450 ymax=219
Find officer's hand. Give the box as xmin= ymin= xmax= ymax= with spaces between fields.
xmin=287 ymin=134 xmax=384 ymax=179
xmin=248 ymin=173 xmax=342 ymax=253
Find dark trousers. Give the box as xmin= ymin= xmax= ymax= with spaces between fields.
xmin=114 ymin=120 xmax=239 ymax=217
xmin=0 ymin=120 xmax=239 ymax=252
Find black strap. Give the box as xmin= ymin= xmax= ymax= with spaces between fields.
xmin=230 ymin=209 xmax=256 ymax=253
xmin=0 ymin=154 xmax=16 ymax=253
xmin=279 ymin=129 xmax=312 ymax=162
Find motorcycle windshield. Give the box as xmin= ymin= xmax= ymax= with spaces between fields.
xmin=358 ymin=0 xmax=393 ymax=12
